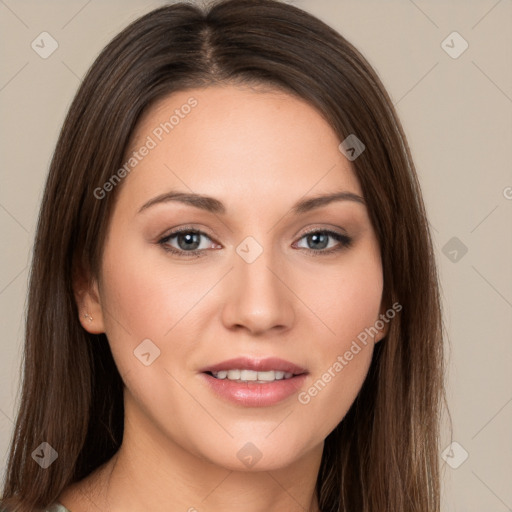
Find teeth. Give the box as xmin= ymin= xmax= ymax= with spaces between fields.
xmin=240 ymin=369 xmax=258 ymax=381
xmin=211 ymin=369 xmax=296 ymax=382
xmin=227 ymin=369 xmax=240 ymax=380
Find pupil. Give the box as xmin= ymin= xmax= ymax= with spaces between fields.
xmin=309 ymin=233 xmax=328 ymax=250
xmin=178 ymin=232 xmax=200 ymax=250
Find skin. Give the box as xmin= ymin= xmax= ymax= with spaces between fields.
xmin=63 ymin=84 xmax=388 ymax=512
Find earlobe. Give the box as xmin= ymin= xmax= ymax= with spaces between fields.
xmin=73 ymin=266 xmax=106 ymax=334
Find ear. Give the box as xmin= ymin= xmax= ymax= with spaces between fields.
xmin=72 ymin=262 xmax=106 ymax=334
xmin=374 ymin=301 xmax=390 ymax=343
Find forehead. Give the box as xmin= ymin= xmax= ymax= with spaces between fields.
xmin=119 ymin=84 xmax=362 ymax=210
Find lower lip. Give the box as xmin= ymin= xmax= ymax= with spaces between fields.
xmin=200 ymin=372 xmax=308 ymax=407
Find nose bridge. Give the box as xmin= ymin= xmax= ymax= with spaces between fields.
xmin=220 ymin=234 xmax=294 ymax=333
xmin=236 ymin=236 xmax=279 ymax=294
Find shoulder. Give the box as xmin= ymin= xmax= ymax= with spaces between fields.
xmin=56 ymin=470 xmax=106 ymax=512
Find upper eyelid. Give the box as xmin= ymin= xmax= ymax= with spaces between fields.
xmin=160 ymin=227 xmax=216 ymax=242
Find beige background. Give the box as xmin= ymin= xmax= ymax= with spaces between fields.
xmin=1 ymin=0 xmax=511 ymax=510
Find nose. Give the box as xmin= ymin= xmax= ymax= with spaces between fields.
xmin=220 ymin=242 xmax=295 ymax=336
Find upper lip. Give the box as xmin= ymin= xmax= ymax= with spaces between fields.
xmin=200 ymin=357 xmax=308 ymax=375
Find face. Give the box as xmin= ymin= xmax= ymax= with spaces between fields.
xmin=79 ymin=84 xmax=388 ymax=471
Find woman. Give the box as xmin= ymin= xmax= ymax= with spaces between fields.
xmin=1 ymin=0 xmax=448 ymax=510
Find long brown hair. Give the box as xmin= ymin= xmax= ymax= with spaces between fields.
xmin=1 ymin=1 xmax=449 ymax=510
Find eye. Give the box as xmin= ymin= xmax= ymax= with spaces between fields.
xmin=294 ymin=229 xmax=352 ymax=255
xmin=158 ymin=227 xmax=218 ymax=257
xmin=158 ymin=227 xmax=352 ymax=258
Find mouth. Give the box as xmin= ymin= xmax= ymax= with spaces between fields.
xmin=199 ymin=357 xmax=309 ymax=407
xmin=205 ymin=369 xmax=300 ymax=383
xmin=200 ymin=356 xmax=308 ymax=381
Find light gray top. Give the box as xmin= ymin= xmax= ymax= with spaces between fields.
xmin=1 ymin=505 xmax=70 ymax=512
xmin=46 ymin=504 xmax=71 ymax=512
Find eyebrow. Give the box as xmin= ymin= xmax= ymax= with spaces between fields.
xmin=137 ymin=190 xmax=365 ymax=215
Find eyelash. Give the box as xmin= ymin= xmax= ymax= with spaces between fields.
xmin=158 ymin=226 xmax=352 ymax=258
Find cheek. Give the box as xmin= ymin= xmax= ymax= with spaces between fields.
xmin=299 ymin=240 xmax=383 ymax=345
xmin=98 ymin=232 xmax=219 ymax=378
xmin=100 ymin=231 xmax=202 ymax=335
xmin=291 ymin=244 xmax=382 ymax=436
